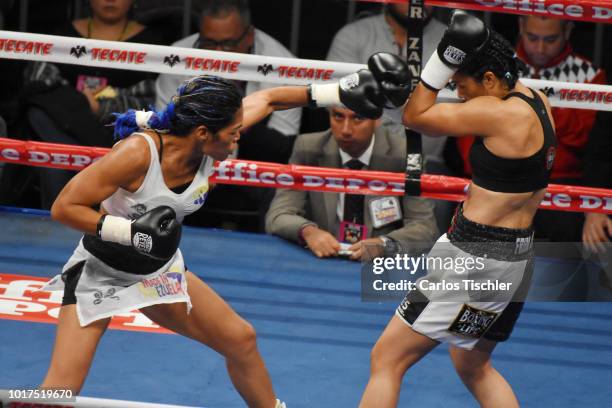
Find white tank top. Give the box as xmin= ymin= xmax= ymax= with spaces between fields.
xmin=101 ymin=133 xmax=213 ymax=223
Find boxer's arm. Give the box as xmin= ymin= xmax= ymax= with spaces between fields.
xmin=403 ymin=83 xmax=505 ymax=137
xmin=242 ymin=69 xmax=386 ymax=130
xmin=51 ymin=136 xmax=149 ymax=235
xmin=242 ymin=86 xmax=309 ymax=130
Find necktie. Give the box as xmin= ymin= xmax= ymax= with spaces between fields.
xmin=343 ymin=159 xmax=365 ymax=224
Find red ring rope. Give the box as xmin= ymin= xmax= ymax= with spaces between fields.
xmin=1 ymin=138 xmax=610 ymax=215
xmin=358 ymin=1 xmax=612 ymax=25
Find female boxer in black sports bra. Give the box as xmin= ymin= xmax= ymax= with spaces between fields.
xmin=360 ymin=12 xmax=556 ymax=408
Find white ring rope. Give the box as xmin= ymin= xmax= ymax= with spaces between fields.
xmin=0 ymin=30 xmax=362 ymax=84
xmin=1 ymin=30 xmax=611 ymax=111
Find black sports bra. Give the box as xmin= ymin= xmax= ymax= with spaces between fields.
xmin=468 ymin=89 xmax=557 ymax=193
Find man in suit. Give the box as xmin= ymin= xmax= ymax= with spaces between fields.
xmin=265 ymin=107 xmax=438 ymax=260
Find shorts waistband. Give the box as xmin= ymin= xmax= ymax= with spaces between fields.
xmin=447 ymin=203 xmax=534 ymax=261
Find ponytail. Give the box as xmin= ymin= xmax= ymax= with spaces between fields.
xmin=112 ymin=101 xmax=176 ymax=139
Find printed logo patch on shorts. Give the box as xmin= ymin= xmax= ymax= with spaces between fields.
xmin=448 ymin=304 xmax=498 ymax=338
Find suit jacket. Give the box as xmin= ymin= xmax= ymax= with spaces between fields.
xmin=265 ymin=127 xmax=439 ymax=251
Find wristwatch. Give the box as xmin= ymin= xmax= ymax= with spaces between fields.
xmin=380 ymin=236 xmax=401 ymax=256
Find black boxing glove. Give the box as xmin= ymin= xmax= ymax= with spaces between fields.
xmin=307 ymin=69 xmax=384 ymax=119
xmin=421 ymin=10 xmax=489 ymax=90
xmin=368 ymin=52 xmax=411 ymax=108
xmin=97 ymin=206 xmax=182 ymax=260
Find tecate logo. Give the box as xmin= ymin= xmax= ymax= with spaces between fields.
xmin=163 ymin=54 xmax=181 ymax=67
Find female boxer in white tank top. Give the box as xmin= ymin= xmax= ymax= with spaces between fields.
xmin=40 ymin=68 xmax=389 ymax=407
xmin=40 ymin=75 xmax=321 ymax=408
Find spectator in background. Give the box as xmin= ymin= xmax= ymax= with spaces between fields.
xmin=516 ymin=15 xmax=606 ymax=243
xmin=455 ymin=16 xmax=606 ymax=243
xmin=326 ymin=3 xmax=452 ymax=233
xmin=581 ymin=110 xmax=612 ymax=289
xmin=327 ymin=3 xmax=444 ymax=65
xmin=266 ymin=106 xmax=438 ymax=260
xmin=582 ymin=110 xmax=612 ymax=252
xmin=519 ymin=16 xmax=606 ymax=185
xmin=156 ymin=0 xmax=302 ymax=231
xmin=156 ymin=0 xmax=301 ymax=152
xmin=21 ymin=0 xmax=164 ymax=209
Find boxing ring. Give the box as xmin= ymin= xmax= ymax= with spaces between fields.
xmin=1 ymin=208 xmax=611 ymax=408
xmin=1 ymin=0 xmax=612 ymax=407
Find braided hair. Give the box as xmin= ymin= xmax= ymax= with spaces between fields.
xmin=457 ymin=30 xmax=527 ymax=89
xmin=113 ymin=75 xmax=243 ymax=139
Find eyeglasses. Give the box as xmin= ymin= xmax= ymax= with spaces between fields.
xmin=193 ymin=26 xmax=251 ymax=52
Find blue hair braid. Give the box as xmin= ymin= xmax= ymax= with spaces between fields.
xmin=113 ymin=75 xmax=242 ymax=139
xmin=112 ymin=110 xmax=139 ymax=140
xmin=112 ymin=102 xmax=177 ymax=140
